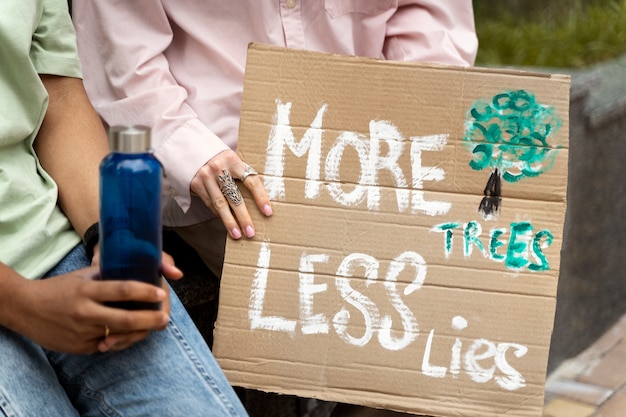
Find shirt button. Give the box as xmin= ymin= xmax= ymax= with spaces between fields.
xmin=286 ymin=0 xmax=296 ymax=9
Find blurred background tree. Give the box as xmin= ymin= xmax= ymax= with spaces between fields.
xmin=474 ymin=0 xmax=626 ymax=68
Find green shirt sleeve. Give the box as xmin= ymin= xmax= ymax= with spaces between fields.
xmin=31 ymin=0 xmax=82 ymax=78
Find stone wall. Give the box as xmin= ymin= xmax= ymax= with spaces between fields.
xmin=549 ymin=55 xmax=626 ymax=372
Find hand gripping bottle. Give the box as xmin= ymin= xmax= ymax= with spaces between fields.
xmin=99 ymin=125 xmax=162 ymax=310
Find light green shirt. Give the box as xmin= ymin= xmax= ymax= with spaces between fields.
xmin=0 ymin=0 xmax=83 ymax=278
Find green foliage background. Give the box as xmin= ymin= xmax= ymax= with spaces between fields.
xmin=474 ymin=0 xmax=626 ymax=68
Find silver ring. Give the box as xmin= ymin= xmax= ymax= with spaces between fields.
xmin=239 ymin=164 xmax=258 ymax=182
xmin=218 ymin=169 xmax=243 ymax=206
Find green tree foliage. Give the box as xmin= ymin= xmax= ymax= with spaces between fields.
xmin=463 ymin=90 xmax=562 ymax=217
xmin=474 ymin=0 xmax=626 ymax=68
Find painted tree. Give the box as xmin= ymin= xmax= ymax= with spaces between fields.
xmin=463 ymin=89 xmax=562 ymax=218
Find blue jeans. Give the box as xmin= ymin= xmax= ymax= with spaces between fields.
xmin=0 ymin=245 xmax=248 ymax=417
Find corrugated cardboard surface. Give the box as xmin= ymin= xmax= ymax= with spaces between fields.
xmin=214 ymin=43 xmax=570 ymax=417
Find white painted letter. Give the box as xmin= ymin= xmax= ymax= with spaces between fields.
xmin=325 ymin=131 xmax=369 ymax=207
xmin=410 ymin=134 xmax=451 ymax=216
xmin=495 ymin=343 xmax=528 ymax=391
xmin=264 ymin=100 xmax=328 ymax=201
xmin=366 ymin=121 xmax=409 ymax=212
xmin=465 ymin=339 xmax=497 ymax=383
xmin=299 ymin=253 xmax=330 ymax=335
xmin=450 ymin=316 xmax=468 ymax=377
xmin=249 ymin=241 xmax=297 ymax=334
xmin=333 ymin=253 xmax=380 ymax=347
xmin=378 ymin=251 xmax=425 ymax=351
xmin=422 ymin=329 xmax=447 ymax=378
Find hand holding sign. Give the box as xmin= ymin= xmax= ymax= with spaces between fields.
xmin=190 ymin=149 xmax=273 ymax=239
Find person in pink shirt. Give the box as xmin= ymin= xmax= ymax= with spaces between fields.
xmin=72 ymin=0 xmax=478 ymax=279
xmin=72 ymin=2 xmax=477 ymax=415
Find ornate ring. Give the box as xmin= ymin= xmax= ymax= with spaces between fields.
xmin=104 ymin=325 xmax=110 ymax=338
xmin=218 ymin=169 xmax=244 ymax=206
xmin=240 ymin=164 xmax=258 ymax=182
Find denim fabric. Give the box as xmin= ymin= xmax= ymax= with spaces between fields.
xmin=43 ymin=243 xmax=91 ymax=278
xmin=0 ymin=244 xmax=248 ymax=417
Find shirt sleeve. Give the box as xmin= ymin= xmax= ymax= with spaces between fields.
xmin=73 ymin=0 xmax=229 ymax=213
xmin=383 ymin=0 xmax=478 ymax=66
xmin=31 ymin=0 xmax=82 ymax=78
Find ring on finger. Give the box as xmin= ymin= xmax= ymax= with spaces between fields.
xmin=218 ymin=169 xmax=243 ymax=206
xmin=239 ymin=164 xmax=258 ymax=182
xmin=104 ymin=325 xmax=110 ymax=338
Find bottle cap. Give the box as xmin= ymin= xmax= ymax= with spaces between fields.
xmin=108 ymin=125 xmax=152 ymax=153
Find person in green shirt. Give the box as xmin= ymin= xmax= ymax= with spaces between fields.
xmin=0 ymin=1 xmax=248 ymax=415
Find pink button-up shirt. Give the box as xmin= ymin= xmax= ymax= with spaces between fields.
xmin=73 ymin=0 xmax=478 ymax=226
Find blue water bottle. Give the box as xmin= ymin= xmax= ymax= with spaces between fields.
xmin=99 ymin=125 xmax=162 ymax=310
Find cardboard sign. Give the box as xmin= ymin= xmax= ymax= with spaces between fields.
xmin=213 ymin=43 xmax=570 ymax=417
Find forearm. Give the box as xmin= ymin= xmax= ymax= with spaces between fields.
xmin=73 ymin=1 xmax=228 ymax=212
xmin=34 ymin=75 xmax=110 ymax=237
xmin=0 ymin=263 xmax=29 ymax=331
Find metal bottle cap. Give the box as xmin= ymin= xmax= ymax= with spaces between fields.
xmin=108 ymin=125 xmax=152 ymax=153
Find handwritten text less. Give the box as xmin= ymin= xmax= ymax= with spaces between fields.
xmin=249 ymin=100 xmax=554 ymax=391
